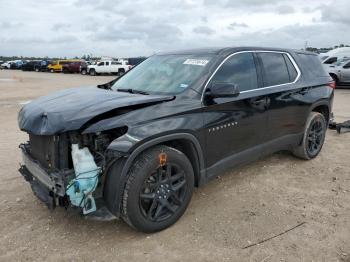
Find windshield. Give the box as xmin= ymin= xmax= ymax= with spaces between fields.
xmin=112 ymin=54 xmax=214 ymax=95
xmin=335 ymin=58 xmax=350 ymax=66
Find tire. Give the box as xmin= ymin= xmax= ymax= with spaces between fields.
xmin=81 ymin=69 xmax=87 ymax=75
xmin=330 ymin=74 xmax=339 ymax=86
xmin=35 ymin=68 xmax=39 ymax=72
xmin=292 ymin=112 xmax=327 ymax=160
xmin=50 ymin=68 xmax=54 ymax=73
xmin=118 ymin=69 xmax=125 ymax=76
xmin=89 ymin=69 xmax=96 ymax=76
xmin=121 ymin=145 xmax=194 ymax=233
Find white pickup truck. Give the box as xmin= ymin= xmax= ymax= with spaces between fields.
xmin=87 ymin=60 xmax=130 ymax=76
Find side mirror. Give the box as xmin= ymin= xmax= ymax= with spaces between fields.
xmin=206 ymin=82 xmax=240 ymax=98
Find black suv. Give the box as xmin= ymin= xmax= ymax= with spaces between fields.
xmin=18 ymin=47 xmax=334 ymax=232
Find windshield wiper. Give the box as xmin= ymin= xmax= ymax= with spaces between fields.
xmin=117 ymin=88 xmax=149 ymax=95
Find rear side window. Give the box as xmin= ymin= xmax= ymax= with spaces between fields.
xmin=211 ymin=52 xmax=258 ymax=92
xmin=258 ymin=53 xmax=290 ymax=87
xmin=297 ymin=53 xmax=328 ymax=76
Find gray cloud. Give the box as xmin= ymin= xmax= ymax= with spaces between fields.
xmin=52 ymin=23 xmax=71 ymax=31
xmin=320 ymin=1 xmax=350 ymax=25
xmin=275 ymin=5 xmax=295 ymax=14
xmin=0 ymin=0 xmax=347 ymax=57
xmin=228 ymin=22 xmax=249 ymax=30
xmin=193 ymin=26 xmax=215 ymax=35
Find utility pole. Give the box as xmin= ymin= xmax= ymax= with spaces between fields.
xmin=304 ymin=41 xmax=308 ymax=50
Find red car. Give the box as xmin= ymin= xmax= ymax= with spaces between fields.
xmin=62 ymin=61 xmax=85 ymax=74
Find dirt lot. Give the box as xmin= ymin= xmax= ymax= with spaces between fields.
xmin=0 ymin=70 xmax=349 ymax=262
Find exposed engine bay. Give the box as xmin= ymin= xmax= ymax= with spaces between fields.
xmin=19 ymin=128 xmax=126 ymax=215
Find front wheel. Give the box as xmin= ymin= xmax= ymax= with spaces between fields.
xmin=89 ymin=69 xmax=96 ymax=76
xmin=292 ymin=112 xmax=327 ymax=160
xmin=121 ymin=146 xmax=194 ymax=233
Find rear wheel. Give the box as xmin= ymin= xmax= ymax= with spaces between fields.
xmin=89 ymin=69 xmax=96 ymax=76
xmin=50 ymin=68 xmax=54 ymax=73
xmin=122 ymin=145 xmax=194 ymax=233
xmin=292 ymin=112 xmax=327 ymax=160
xmin=81 ymin=69 xmax=87 ymax=75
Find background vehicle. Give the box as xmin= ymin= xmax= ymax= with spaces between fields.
xmin=1 ymin=61 xmax=14 ymax=69
xmin=87 ymin=60 xmax=130 ymax=75
xmin=34 ymin=60 xmax=51 ymax=72
xmin=18 ymin=47 xmax=334 ymax=233
xmin=320 ymin=47 xmax=350 ymax=70
xmin=47 ymin=60 xmax=81 ymax=73
xmin=10 ymin=60 xmax=25 ymax=70
xmin=62 ymin=61 xmax=85 ymax=74
xmin=328 ymin=59 xmax=350 ymax=86
xmin=22 ymin=60 xmax=41 ymax=71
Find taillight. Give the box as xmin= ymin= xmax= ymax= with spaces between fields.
xmin=328 ymin=80 xmax=336 ymax=89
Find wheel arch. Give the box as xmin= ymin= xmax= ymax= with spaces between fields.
xmin=310 ymin=103 xmax=330 ymax=122
xmin=104 ymin=133 xmax=205 ymax=216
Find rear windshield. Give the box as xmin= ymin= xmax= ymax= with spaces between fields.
xmin=297 ymin=54 xmax=328 ymax=77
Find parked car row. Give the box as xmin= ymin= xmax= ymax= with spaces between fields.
xmin=1 ymin=58 xmax=144 ymax=76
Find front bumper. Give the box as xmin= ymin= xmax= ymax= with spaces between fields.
xmin=19 ymin=144 xmax=73 ymax=209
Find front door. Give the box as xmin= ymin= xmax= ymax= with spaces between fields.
xmin=203 ymin=52 xmax=269 ymax=176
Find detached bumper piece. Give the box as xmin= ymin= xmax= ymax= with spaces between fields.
xmin=329 ymin=120 xmax=350 ymax=133
xmin=19 ymin=144 xmax=72 ymax=209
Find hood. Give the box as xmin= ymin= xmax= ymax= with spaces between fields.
xmin=18 ymin=86 xmax=173 ymax=135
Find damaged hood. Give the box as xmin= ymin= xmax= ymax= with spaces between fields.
xmin=18 ymin=86 xmax=173 ymax=135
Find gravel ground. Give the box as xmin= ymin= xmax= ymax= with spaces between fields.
xmin=0 ymin=70 xmax=350 ymax=262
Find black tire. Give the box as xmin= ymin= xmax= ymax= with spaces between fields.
xmin=50 ymin=68 xmax=54 ymax=73
xmin=118 ymin=69 xmax=125 ymax=76
xmin=81 ymin=69 xmax=87 ymax=75
xmin=330 ymin=74 xmax=339 ymax=86
xmin=89 ymin=69 xmax=96 ymax=76
xmin=292 ymin=112 xmax=327 ymax=160
xmin=121 ymin=145 xmax=194 ymax=233
xmin=35 ymin=68 xmax=39 ymax=72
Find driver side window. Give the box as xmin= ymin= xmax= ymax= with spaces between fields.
xmin=211 ymin=52 xmax=258 ymax=92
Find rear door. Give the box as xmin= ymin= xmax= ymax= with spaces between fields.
xmin=256 ymin=52 xmax=306 ymax=143
xmin=203 ymin=52 xmax=269 ymax=175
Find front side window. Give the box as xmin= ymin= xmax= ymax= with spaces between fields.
xmin=112 ymin=54 xmax=214 ymax=95
xmin=258 ymin=53 xmax=290 ymax=87
xmin=210 ymin=52 xmax=258 ymax=92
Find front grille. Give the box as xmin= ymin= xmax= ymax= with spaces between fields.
xmin=29 ymin=134 xmax=69 ymax=169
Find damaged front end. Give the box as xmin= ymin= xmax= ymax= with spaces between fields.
xmin=19 ymin=128 xmax=126 ymax=218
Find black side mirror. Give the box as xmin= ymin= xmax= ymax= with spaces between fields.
xmin=206 ymin=82 xmax=240 ymax=98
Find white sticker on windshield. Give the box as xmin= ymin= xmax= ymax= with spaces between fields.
xmin=183 ymin=59 xmax=209 ymax=66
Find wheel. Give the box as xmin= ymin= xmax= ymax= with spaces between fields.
xmin=121 ymin=145 xmax=194 ymax=233
xmin=292 ymin=112 xmax=327 ymax=160
xmin=35 ymin=68 xmax=39 ymax=72
xmin=50 ymin=68 xmax=54 ymax=73
xmin=118 ymin=69 xmax=125 ymax=76
xmin=89 ymin=69 xmax=96 ymax=76
xmin=330 ymin=74 xmax=339 ymax=85
xmin=81 ymin=69 xmax=87 ymax=75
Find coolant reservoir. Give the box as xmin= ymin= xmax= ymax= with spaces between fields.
xmin=67 ymin=144 xmax=99 ymax=214
xmin=71 ymin=144 xmax=98 ymax=174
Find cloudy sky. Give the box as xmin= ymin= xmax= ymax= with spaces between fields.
xmin=0 ymin=0 xmax=349 ymax=58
